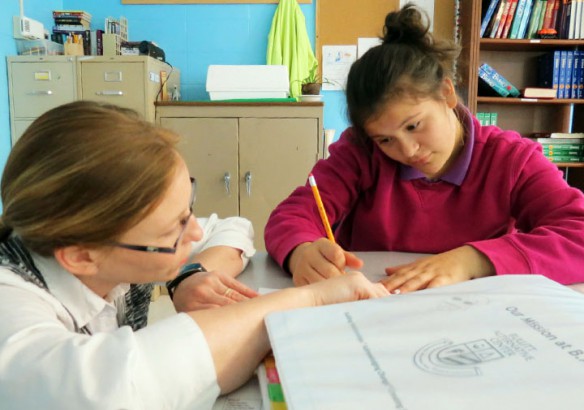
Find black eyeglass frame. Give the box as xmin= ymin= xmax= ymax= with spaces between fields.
xmin=109 ymin=177 xmax=196 ymax=254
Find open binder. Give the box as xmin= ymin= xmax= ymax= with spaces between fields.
xmin=266 ymin=275 xmax=584 ymax=410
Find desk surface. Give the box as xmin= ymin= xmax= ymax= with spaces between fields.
xmin=238 ymin=251 xmax=428 ymax=289
xmin=238 ymin=251 xmax=584 ymax=293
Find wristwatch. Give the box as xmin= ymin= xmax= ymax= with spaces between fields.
xmin=166 ymin=262 xmax=207 ymax=300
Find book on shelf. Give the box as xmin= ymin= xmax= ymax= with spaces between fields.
xmin=479 ymin=68 xmax=511 ymax=97
xmin=527 ymin=0 xmax=546 ymax=38
xmin=495 ymin=0 xmax=515 ymax=37
xmin=551 ymin=132 xmax=584 ymax=138
xmin=479 ymin=63 xmax=521 ymax=97
xmin=541 ymin=0 xmax=558 ymax=30
xmin=510 ymin=0 xmax=531 ymax=38
xmin=501 ymin=0 xmax=519 ymax=38
xmin=481 ymin=0 xmax=501 ymax=37
xmin=522 ymin=87 xmax=557 ymax=98
xmin=488 ymin=0 xmax=509 ymax=38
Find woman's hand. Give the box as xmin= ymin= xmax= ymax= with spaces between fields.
xmin=172 ymin=271 xmax=259 ymax=312
xmin=380 ymin=245 xmax=495 ymax=294
xmin=305 ymin=270 xmax=390 ymax=304
xmin=288 ymin=239 xmax=364 ymax=286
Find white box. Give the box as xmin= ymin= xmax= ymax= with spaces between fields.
xmin=206 ymin=65 xmax=289 ymax=100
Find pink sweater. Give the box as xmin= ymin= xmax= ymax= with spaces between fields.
xmin=265 ymin=110 xmax=584 ymax=284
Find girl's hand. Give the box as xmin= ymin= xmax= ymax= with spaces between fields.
xmin=288 ymin=238 xmax=364 ymax=286
xmin=380 ymin=246 xmax=495 ymax=294
xmin=306 ymin=271 xmax=390 ymax=305
xmin=172 ymin=271 xmax=259 ymax=312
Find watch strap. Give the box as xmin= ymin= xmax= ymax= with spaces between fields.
xmin=166 ymin=262 xmax=207 ymax=300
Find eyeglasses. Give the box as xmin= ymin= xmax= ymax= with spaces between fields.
xmin=109 ymin=177 xmax=196 ymax=254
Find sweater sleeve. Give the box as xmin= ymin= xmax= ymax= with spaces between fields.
xmin=469 ymin=141 xmax=584 ymax=284
xmin=264 ymin=130 xmax=372 ymax=268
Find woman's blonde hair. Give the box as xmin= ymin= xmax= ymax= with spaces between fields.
xmin=0 ymin=101 xmax=180 ymax=256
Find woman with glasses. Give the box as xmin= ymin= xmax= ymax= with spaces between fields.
xmin=0 ymin=101 xmax=388 ymax=409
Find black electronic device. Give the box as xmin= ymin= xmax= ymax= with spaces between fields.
xmin=138 ymin=41 xmax=165 ymax=62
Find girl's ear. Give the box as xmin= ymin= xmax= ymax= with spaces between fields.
xmin=54 ymin=246 xmax=100 ymax=277
xmin=441 ymin=78 xmax=458 ymax=109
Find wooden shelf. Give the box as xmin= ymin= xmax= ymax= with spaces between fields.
xmin=480 ymin=39 xmax=584 ymax=51
xmin=477 ymin=97 xmax=584 ymax=104
xmin=556 ymin=163 xmax=584 ymax=168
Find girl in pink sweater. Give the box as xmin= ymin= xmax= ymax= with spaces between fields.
xmin=265 ymin=5 xmax=584 ymax=292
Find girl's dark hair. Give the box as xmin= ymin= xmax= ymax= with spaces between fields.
xmin=0 ymin=101 xmax=180 ymax=256
xmin=346 ymin=4 xmax=460 ymax=135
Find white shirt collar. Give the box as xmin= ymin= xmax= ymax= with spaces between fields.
xmin=30 ymin=253 xmax=130 ymax=331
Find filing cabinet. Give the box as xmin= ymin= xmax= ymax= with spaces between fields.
xmin=7 ymin=55 xmax=179 ymax=145
xmin=156 ymin=102 xmax=325 ymax=251
xmin=7 ymin=56 xmax=77 ymax=145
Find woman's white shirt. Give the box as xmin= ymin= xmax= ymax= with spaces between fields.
xmin=0 ymin=214 xmax=255 ymax=410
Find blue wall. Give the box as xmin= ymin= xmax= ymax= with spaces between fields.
xmin=0 ymin=0 xmax=62 ymax=184
xmin=1 ymin=1 xmax=349 ymax=182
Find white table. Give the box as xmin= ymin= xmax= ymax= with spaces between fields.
xmin=237 ymin=251 xmax=584 ymax=293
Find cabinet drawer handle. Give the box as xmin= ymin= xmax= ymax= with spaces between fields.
xmin=224 ymin=172 xmax=231 ymax=195
xmin=95 ymin=90 xmax=124 ymax=96
xmin=245 ymin=171 xmax=252 ymax=196
xmin=26 ymin=90 xmax=53 ymax=96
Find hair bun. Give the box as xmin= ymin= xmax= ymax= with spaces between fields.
xmin=382 ymin=4 xmax=429 ymax=45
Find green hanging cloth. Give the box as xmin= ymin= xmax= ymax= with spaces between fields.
xmin=266 ymin=0 xmax=318 ymax=98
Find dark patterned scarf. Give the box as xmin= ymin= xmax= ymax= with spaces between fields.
xmin=0 ymin=236 xmax=152 ymax=332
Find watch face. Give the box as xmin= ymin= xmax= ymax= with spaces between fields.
xmin=180 ymin=263 xmax=206 ymax=275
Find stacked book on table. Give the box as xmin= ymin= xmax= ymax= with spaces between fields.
xmin=531 ymin=132 xmax=584 ymax=163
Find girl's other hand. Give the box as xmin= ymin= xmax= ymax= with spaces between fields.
xmin=288 ymin=238 xmax=364 ymax=286
xmin=380 ymin=246 xmax=495 ymax=294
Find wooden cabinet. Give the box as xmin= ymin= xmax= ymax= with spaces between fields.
xmin=7 ymin=55 xmax=179 ymax=145
xmin=156 ymin=102 xmax=324 ymax=250
xmin=458 ymin=1 xmax=584 ymax=190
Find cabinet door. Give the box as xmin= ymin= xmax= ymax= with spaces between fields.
xmin=10 ymin=61 xmax=77 ymax=118
xmin=80 ymin=62 xmax=145 ymax=116
xmin=12 ymin=120 xmax=35 ymax=145
xmin=161 ymin=118 xmax=239 ymax=218
xmin=239 ymin=118 xmax=319 ymax=250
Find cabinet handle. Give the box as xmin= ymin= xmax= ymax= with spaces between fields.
xmin=224 ymin=172 xmax=231 ymax=195
xmin=245 ymin=171 xmax=252 ymax=196
xmin=27 ymin=90 xmax=53 ymax=96
xmin=95 ymin=90 xmax=124 ymax=96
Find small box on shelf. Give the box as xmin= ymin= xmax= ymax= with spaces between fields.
xmin=15 ymin=39 xmax=64 ymax=56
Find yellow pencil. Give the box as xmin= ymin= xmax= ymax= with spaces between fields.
xmin=308 ymin=173 xmax=336 ymax=243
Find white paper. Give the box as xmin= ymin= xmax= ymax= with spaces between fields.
xmin=322 ymin=45 xmax=357 ymax=91
xmin=357 ymin=37 xmax=382 ymax=58
xmin=266 ymin=275 xmax=584 ymax=410
xmin=212 ymin=377 xmax=263 ymax=410
xmin=400 ymin=0 xmax=434 ymax=32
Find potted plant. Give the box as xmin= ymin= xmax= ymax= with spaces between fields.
xmin=300 ymin=66 xmax=328 ymax=95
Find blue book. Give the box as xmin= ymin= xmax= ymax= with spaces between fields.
xmin=566 ymin=50 xmax=575 ymax=99
xmin=481 ymin=0 xmax=502 ymax=37
xmin=559 ymin=50 xmax=568 ymax=98
xmin=577 ymin=50 xmax=584 ymax=99
xmin=517 ymin=0 xmax=534 ymax=38
xmin=510 ymin=0 xmax=529 ymax=38
xmin=478 ymin=66 xmax=511 ymax=97
xmin=480 ymin=63 xmax=521 ymax=97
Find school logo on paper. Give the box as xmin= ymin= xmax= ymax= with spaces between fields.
xmin=414 ymin=339 xmax=505 ymax=377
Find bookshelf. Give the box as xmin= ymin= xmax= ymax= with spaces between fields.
xmin=458 ymin=0 xmax=584 ymax=190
